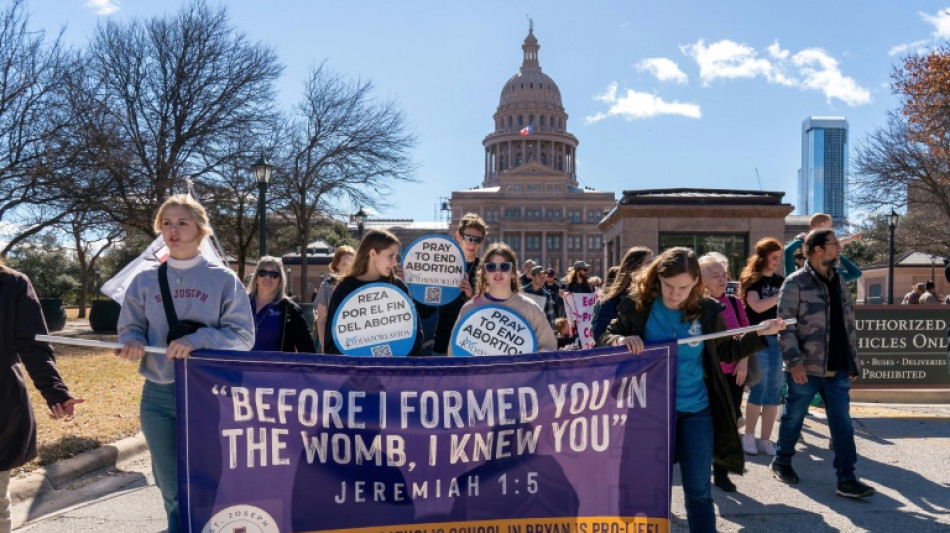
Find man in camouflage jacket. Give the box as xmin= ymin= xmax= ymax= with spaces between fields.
xmin=769 ymin=229 xmax=875 ymax=499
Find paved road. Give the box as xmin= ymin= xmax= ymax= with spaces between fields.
xmin=13 ymin=403 xmax=950 ymax=532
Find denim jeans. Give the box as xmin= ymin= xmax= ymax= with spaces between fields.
xmin=746 ymin=335 xmax=783 ymax=406
xmin=774 ymin=370 xmax=857 ymax=482
xmin=140 ymin=380 xmax=180 ymax=533
xmin=675 ymin=407 xmax=715 ymax=533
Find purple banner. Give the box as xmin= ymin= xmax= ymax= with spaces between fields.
xmin=176 ymin=345 xmax=675 ymax=533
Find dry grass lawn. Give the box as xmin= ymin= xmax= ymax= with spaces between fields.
xmin=14 ymin=337 xmax=143 ymax=476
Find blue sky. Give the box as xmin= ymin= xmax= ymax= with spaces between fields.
xmin=30 ymin=1 xmax=950 ymax=223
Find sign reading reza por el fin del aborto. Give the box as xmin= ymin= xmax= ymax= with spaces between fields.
xmin=854 ymin=306 xmax=949 ymax=387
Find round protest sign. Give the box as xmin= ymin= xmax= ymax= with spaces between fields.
xmin=331 ymin=283 xmax=417 ymax=357
xmin=401 ymin=234 xmax=466 ymax=306
xmin=450 ymin=304 xmax=537 ymax=357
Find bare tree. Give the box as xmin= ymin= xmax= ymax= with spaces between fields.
xmin=61 ymin=209 xmax=121 ymax=317
xmin=272 ymin=63 xmax=417 ymax=292
xmin=852 ymin=111 xmax=950 ymax=255
xmin=0 ymin=0 xmax=73 ymax=255
xmin=197 ymin=128 xmax=280 ymax=281
xmin=84 ymin=0 xmax=283 ymax=237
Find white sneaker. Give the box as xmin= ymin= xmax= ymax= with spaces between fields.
xmin=742 ymin=433 xmax=758 ymax=455
xmin=736 ymin=416 xmax=746 ymax=430
xmin=758 ymin=439 xmax=776 ymax=456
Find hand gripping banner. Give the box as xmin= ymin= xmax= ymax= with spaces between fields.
xmin=176 ymin=345 xmax=676 ymax=533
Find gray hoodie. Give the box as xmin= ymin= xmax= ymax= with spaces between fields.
xmin=117 ymin=255 xmax=255 ymax=383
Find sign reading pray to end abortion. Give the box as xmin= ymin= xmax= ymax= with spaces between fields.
xmin=401 ymin=234 xmax=466 ymax=306
xmin=450 ymin=305 xmax=537 ymax=356
xmin=331 ymin=283 xmax=417 ymax=357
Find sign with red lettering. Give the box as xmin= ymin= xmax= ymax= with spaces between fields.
xmin=563 ymin=292 xmax=599 ymax=349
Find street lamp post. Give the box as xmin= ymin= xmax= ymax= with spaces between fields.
xmin=886 ymin=209 xmax=900 ymax=304
xmin=354 ymin=207 xmax=368 ymax=240
xmin=252 ymin=156 xmax=273 ymax=258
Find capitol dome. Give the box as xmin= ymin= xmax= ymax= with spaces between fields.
xmin=482 ymin=23 xmax=578 ymax=188
xmin=497 ymin=28 xmax=564 ymax=110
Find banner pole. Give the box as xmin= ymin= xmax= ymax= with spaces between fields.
xmin=676 ymin=318 xmax=797 ymax=345
xmin=36 ymin=334 xmax=168 ymax=354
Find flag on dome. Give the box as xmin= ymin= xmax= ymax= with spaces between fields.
xmin=520 ymin=124 xmax=534 ymax=136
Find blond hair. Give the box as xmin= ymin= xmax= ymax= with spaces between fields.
xmin=247 ymin=256 xmax=288 ymax=301
xmin=153 ymin=194 xmax=211 ymax=239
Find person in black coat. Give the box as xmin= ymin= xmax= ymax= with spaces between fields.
xmin=1 ymin=262 xmax=83 ymax=531
xmin=247 ymin=256 xmax=317 ymax=353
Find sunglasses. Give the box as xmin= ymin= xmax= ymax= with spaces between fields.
xmin=460 ymin=233 xmax=484 ymax=244
xmin=484 ymin=261 xmax=513 ymax=273
xmin=258 ymin=270 xmax=281 ymax=279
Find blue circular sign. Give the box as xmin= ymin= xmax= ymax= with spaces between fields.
xmin=450 ymin=304 xmax=538 ymax=357
xmin=331 ymin=283 xmax=417 ymax=356
xmin=401 ymin=234 xmax=466 ymax=306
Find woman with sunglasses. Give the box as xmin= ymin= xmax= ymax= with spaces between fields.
xmin=450 ymin=243 xmax=557 ymax=355
xmin=601 ymin=247 xmax=783 ymax=533
xmin=323 ymin=229 xmax=423 ymax=356
xmin=246 ymin=256 xmax=317 ymax=353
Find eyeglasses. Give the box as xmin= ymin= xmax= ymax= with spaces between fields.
xmin=484 ymin=261 xmax=513 ymax=273
xmin=258 ymin=270 xmax=281 ymax=279
xmin=460 ymin=233 xmax=484 ymax=244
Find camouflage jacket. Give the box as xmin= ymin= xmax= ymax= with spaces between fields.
xmin=777 ymin=261 xmax=861 ymax=377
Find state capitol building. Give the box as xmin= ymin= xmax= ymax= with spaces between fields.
xmin=448 ymin=25 xmax=615 ymax=275
xmin=349 ymin=24 xmax=793 ymax=290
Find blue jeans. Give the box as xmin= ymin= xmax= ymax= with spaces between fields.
xmin=746 ymin=336 xmax=783 ymax=406
xmin=675 ymin=407 xmax=715 ymax=533
xmin=140 ymin=380 xmax=180 ymax=533
xmin=774 ymin=371 xmax=857 ymax=482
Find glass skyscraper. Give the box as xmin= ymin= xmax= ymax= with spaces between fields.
xmin=798 ymin=116 xmax=848 ymax=223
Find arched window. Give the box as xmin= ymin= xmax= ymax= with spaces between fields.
xmin=507 ymin=116 xmax=513 ymax=128
xmin=518 ymin=115 xmax=523 ymax=127
xmin=551 ymin=116 xmax=556 ymax=129
xmin=540 ymin=116 xmax=546 ymax=127
xmin=529 ymin=114 xmax=534 ymax=125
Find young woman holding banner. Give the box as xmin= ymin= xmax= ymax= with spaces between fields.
xmin=323 ymin=229 xmax=423 ymax=356
xmin=601 ymin=247 xmax=783 ymax=533
xmin=115 ymin=194 xmax=254 ymax=533
xmin=739 ymin=237 xmax=785 ymax=457
xmin=449 ymin=243 xmax=557 ymax=355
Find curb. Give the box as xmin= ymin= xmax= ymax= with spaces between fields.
xmin=10 ymin=432 xmax=148 ymax=505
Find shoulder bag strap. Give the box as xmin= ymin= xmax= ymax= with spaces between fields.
xmin=158 ymin=262 xmax=180 ymax=327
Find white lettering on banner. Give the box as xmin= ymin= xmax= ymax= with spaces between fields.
xmin=213 ymin=351 xmax=660 ymax=470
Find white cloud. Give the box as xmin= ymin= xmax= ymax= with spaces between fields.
xmin=791 ymin=48 xmax=871 ymax=106
xmin=890 ymin=8 xmax=950 ymax=56
xmin=681 ymin=39 xmax=775 ymax=84
xmin=86 ymin=0 xmax=119 ymax=16
xmin=636 ymin=58 xmax=688 ymax=85
xmin=681 ymin=38 xmax=870 ymax=106
xmin=922 ymin=8 xmax=950 ymax=38
xmin=889 ymin=39 xmax=930 ymax=57
xmin=585 ymin=82 xmax=701 ymax=124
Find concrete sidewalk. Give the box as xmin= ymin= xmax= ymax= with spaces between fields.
xmin=11 ymin=401 xmax=950 ymax=532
